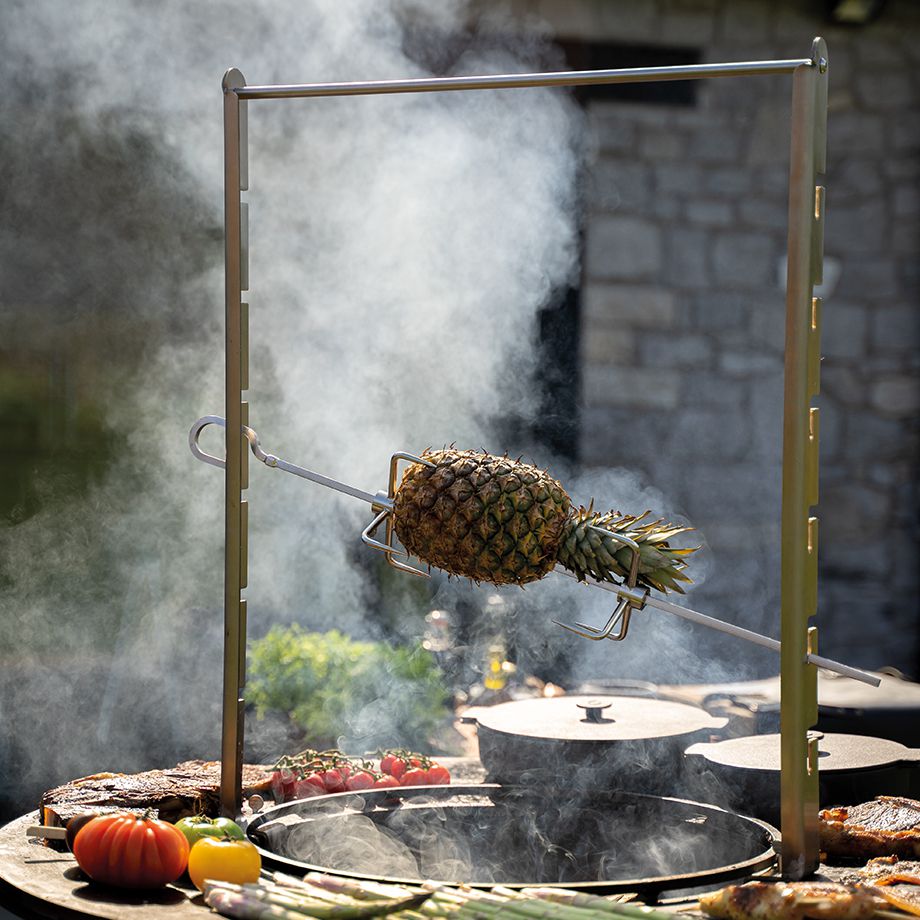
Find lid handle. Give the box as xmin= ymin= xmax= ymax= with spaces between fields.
xmin=577 ymin=699 xmax=614 ymax=723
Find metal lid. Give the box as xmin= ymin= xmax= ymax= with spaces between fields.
xmin=685 ymin=732 xmax=920 ymax=773
xmin=466 ymin=695 xmax=727 ymax=743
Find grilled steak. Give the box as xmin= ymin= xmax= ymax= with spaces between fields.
xmin=40 ymin=760 xmax=273 ymax=826
xmin=820 ymin=796 xmax=920 ymax=860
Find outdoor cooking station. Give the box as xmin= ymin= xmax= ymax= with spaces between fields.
xmin=1 ymin=34 xmax=913 ymax=920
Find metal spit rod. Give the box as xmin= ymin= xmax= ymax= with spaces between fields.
xmin=557 ymin=571 xmax=879 ymax=687
xmin=189 ymin=414 xmax=879 ymax=689
xmin=235 ymin=58 xmax=814 ymax=100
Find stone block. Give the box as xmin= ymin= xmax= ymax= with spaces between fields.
xmin=817 ymin=397 xmax=844 ymax=463
xmin=892 ymin=221 xmax=920 ymax=256
xmin=667 ymin=406 xmax=751 ymax=462
xmin=712 ymin=231 xmax=776 ymax=289
xmin=738 ymin=197 xmax=789 ymax=232
xmin=655 ymin=162 xmax=705 ymax=195
xmin=719 ymin=350 xmax=784 ymax=376
xmin=640 ymin=332 xmax=714 ymax=369
xmin=760 ymin=165 xmax=791 ymax=197
xmin=659 ymin=0 xmax=717 ymax=44
xmin=822 ymin=301 xmax=869 ymax=359
xmin=885 ymin=156 xmax=920 ymax=181
xmin=677 ymin=461 xmax=780 ymax=521
xmin=870 ymin=305 xmax=920 ymax=351
xmin=821 ymin=483 xmax=890 ymax=540
xmin=691 ymin=291 xmax=753 ymax=333
xmin=665 ymin=227 xmax=711 ymax=289
xmin=843 ymin=410 xmax=905 ymax=461
xmin=748 ymin=301 xmax=788 ymax=352
xmin=719 ymin=0 xmax=772 ymax=41
xmin=582 ymin=364 xmax=681 ymax=411
xmin=746 ymin=373 xmax=784 ymax=461
xmin=587 ymin=108 xmax=637 ymax=154
xmin=825 ymin=199 xmax=889 ymax=255
xmin=835 ymin=157 xmax=885 ymax=200
xmin=828 ymin=112 xmax=886 ymax=155
xmin=650 ymin=195 xmax=680 ymax=219
xmin=871 ymin=376 xmax=920 ymax=415
xmin=682 ymin=373 xmax=748 ymax=411
xmin=639 ymin=129 xmax=686 ymax=161
xmin=582 ymin=283 xmax=677 ymax=329
xmin=837 ymin=257 xmax=900 ymax=299
xmin=589 ymin=159 xmax=652 ymax=212
xmin=581 ymin=328 xmax=636 ymax=366
xmin=585 ymin=215 xmax=662 ymax=281
xmin=893 ymin=113 xmax=920 ymax=152
xmin=820 ymin=539 xmax=891 ymax=581
xmin=854 ymin=36 xmax=908 ymax=69
xmin=747 ymin=105 xmax=793 ymax=166
xmin=705 ymin=167 xmax=751 ymax=197
xmin=855 ymin=70 xmax=915 ymax=110
xmin=685 ymin=199 xmax=734 ymax=227
xmin=578 ymin=407 xmax=663 ymax=469
xmin=594 ymin=0 xmax=658 ymax=40
xmin=689 ymin=127 xmax=743 ymax=164
xmin=820 ymin=364 xmax=866 ymax=405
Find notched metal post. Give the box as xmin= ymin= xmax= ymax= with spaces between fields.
xmin=220 ymin=67 xmax=248 ymax=819
xmin=780 ymin=36 xmax=827 ymax=880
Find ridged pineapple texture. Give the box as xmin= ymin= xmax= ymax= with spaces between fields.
xmin=393 ymin=449 xmax=696 ymax=592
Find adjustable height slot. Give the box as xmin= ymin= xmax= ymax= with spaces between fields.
xmin=241 ymin=303 xmax=250 ymax=391
xmin=807 ymin=297 xmax=821 ymax=397
xmin=807 ymin=409 xmax=820 ymax=507
xmin=240 ymin=202 xmax=250 ymax=292
xmin=812 ymin=187 xmax=825 ymax=286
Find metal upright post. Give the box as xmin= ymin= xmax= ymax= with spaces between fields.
xmin=780 ymin=37 xmax=828 ymax=879
xmin=221 ymin=67 xmax=249 ymax=818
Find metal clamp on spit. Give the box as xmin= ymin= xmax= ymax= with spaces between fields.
xmin=189 ymin=415 xmax=880 ymax=688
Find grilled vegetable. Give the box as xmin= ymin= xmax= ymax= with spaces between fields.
xmin=71 ymin=811 xmax=189 ymax=888
xmin=393 ymin=449 xmax=695 ymax=590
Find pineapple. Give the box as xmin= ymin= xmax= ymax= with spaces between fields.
xmin=392 ymin=448 xmax=696 ymax=592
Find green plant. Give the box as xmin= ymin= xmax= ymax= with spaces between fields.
xmin=247 ymin=626 xmax=451 ymax=752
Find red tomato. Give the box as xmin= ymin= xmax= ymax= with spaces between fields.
xmin=293 ymin=773 xmax=326 ymax=798
xmin=379 ymin=754 xmax=396 ymax=775
xmin=400 ymin=767 xmax=429 ymax=786
xmin=345 ymin=771 xmax=376 ymax=792
xmin=389 ymin=759 xmax=407 ymax=781
xmin=72 ymin=812 xmax=189 ymax=889
xmin=426 ymin=764 xmax=451 ymax=785
xmin=321 ymin=769 xmax=346 ymax=793
xmin=272 ymin=768 xmax=299 ymax=802
xmin=373 ymin=774 xmax=401 ymax=790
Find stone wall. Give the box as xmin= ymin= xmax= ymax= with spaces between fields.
xmin=521 ymin=0 xmax=920 ymax=674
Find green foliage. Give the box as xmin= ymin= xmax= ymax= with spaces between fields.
xmin=247 ymin=626 xmax=451 ymax=752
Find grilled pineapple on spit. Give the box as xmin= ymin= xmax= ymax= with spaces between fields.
xmin=392 ymin=448 xmax=696 ymax=591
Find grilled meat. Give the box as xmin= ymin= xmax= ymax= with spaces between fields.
xmin=699 ymin=881 xmax=879 ymax=920
xmin=820 ymin=796 xmax=920 ymax=860
xmin=40 ymin=760 xmax=272 ymax=826
xmin=857 ymin=857 xmax=920 ymax=918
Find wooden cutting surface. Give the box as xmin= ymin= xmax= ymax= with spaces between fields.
xmin=0 ymin=812 xmax=207 ymax=919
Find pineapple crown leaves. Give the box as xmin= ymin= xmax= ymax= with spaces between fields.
xmin=559 ymin=505 xmax=700 ymax=595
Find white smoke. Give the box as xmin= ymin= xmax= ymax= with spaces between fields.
xmin=0 ymin=0 xmax=584 ymax=807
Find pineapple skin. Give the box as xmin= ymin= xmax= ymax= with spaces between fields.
xmin=393 ymin=449 xmax=571 ymax=586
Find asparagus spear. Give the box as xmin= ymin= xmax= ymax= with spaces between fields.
xmin=205 ymin=880 xmax=431 ymax=919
